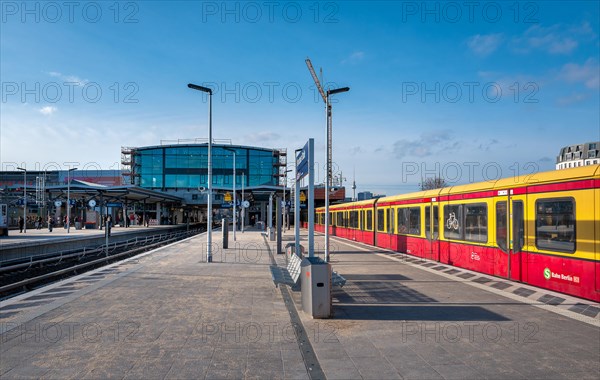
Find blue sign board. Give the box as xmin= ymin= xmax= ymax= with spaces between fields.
xmin=296 ymin=141 xmax=309 ymax=180
xmin=106 ymin=202 xmax=122 ymax=207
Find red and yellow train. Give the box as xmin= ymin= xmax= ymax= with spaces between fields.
xmin=315 ymin=165 xmax=600 ymax=302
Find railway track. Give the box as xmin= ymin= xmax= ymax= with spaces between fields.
xmin=0 ymin=227 xmax=205 ymax=299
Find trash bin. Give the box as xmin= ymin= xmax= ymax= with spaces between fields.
xmin=222 ymin=218 xmax=229 ymax=249
xmin=75 ymin=222 xmax=82 ymax=230
xmin=301 ymin=257 xmax=332 ymax=318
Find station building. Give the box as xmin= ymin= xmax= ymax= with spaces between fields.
xmin=121 ymin=139 xmax=289 ymax=226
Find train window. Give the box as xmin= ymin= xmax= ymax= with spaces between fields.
xmin=397 ymin=208 xmax=408 ymax=234
xmin=465 ymin=203 xmax=487 ymax=243
xmin=377 ymin=209 xmax=385 ymax=232
xmin=444 ymin=205 xmax=463 ymax=240
xmin=535 ymin=198 xmax=575 ymax=253
xmin=397 ymin=207 xmax=420 ymax=235
xmin=496 ymin=202 xmax=508 ymax=252
xmin=513 ymin=201 xmax=524 ymax=253
xmin=366 ymin=210 xmax=373 ymax=230
xmin=337 ymin=212 xmax=344 ymax=227
xmin=408 ymin=207 xmax=421 ymax=235
xmin=360 ymin=210 xmax=364 ymax=230
xmin=433 ymin=206 xmax=439 ymax=236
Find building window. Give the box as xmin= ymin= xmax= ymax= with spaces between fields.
xmin=589 ymin=143 xmax=597 ymax=150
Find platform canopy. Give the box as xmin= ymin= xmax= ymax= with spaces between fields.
xmin=46 ymin=180 xmax=183 ymax=205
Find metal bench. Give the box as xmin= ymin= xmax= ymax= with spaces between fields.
xmin=270 ymin=250 xmax=347 ymax=288
xmin=270 ymin=252 xmax=302 ymax=288
xmin=332 ymin=271 xmax=347 ymax=287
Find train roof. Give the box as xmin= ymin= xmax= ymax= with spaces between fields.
xmin=322 ymin=165 xmax=599 ymax=209
xmin=445 ymin=164 xmax=599 ymax=195
xmin=316 ymin=198 xmax=376 ymax=211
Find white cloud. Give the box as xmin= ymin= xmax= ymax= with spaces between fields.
xmin=392 ymin=130 xmax=460 ymax=159
xmin=467 ymin=34 xmax=503 ymax=57
xmin=560 ymin=58 xmax=600 ymax=89
xmin=556 ymin=93 xmax=590 ymax=106
xmin=342 ymin=51 xmax=366 ymax=64
xmin=48 ymin=71 xmax=89 ymax=86
xmin=512 ymin=23 xmax=595 ymax=55
xmin=243 ymin=131 xmax=281 ymax=143
xmin=39 ymin=106 xmax=57 ymax=115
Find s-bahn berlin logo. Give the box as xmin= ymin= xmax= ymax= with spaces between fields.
xmin=543 ymin=268 xmax=580 ymax=284
xmin=543 ymin=268 xmax=551 ymax=280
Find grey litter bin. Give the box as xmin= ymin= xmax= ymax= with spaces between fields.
xmin=301 ymin=257 xmax=332 ymax=319
xmin=221 ymin=218 xmax=229 ymax=249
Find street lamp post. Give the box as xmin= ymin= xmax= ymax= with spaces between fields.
xmin=241 ymin=171 xmax=245 ymax=233
xmin=283 ymin=169 xmax=292 ymax=230
xmin=16 ymin=167 xmax=26 ymax=233
xmin=67 ymin=167 xmax=77 ymax=233
xmin=324 ymin=87 xmax=350 ymax=263
xmin=223 ymin=147 xmax=236 ymax=241
xmin=188 ymin=83 xmax=214 ymax=263
xmin=294 ymin=149 xmax=301 ymax=255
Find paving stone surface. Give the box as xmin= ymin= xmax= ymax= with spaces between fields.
xmin=294 ymin=233 xmax=600 ymax=380
xmin=2 ymin=227 xmax=599 ymax=379
xmin=1 ymin=228 xmax=308 ymax=380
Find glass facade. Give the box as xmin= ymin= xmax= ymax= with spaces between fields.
xmin=133 ymin=145 xmax=279 ymax=190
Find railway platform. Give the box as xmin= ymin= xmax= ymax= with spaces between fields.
xmin=0 ymin=224 xmax=191 ymax=247
xmin=0 ymin=228 xmax=598 ymax=379
xmin=0 ymin=224 xmax=200 ymax=263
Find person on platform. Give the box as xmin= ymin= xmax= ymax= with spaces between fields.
xmin=48 ymin=216 xmax=54 ymax=232
xmin=106 ymin=215 xmax=112 ymax=237
xmin=18 ymin=216 xmax=24 ymax=233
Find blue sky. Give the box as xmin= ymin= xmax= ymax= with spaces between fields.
xmin=1 ymin=1 xmax=599 ymax=195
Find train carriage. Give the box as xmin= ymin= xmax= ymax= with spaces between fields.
xmin=316 ymin=165 xmax=600 ymax=301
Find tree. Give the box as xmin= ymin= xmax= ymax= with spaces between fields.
xmin=420 ymin=177 xmax=448 ymax=191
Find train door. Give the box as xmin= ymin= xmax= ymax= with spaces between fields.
xmin=510 ymin=200 xmax=524 ymax=281
xmin=596 ymin=184 xmax=600 ymax=294
xmin=425 ymin=202 xmax=439 ymax=261
xmin=388 ymin=207 xmax=395 ymax=251
xmin=495 ymin=192 xmax=524 ymax=280
xmin=373 ymin=204 xmax=378 ymax=247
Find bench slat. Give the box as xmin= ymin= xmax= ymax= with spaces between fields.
xmin=270 ymin=254 xmax=346 ymax=288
